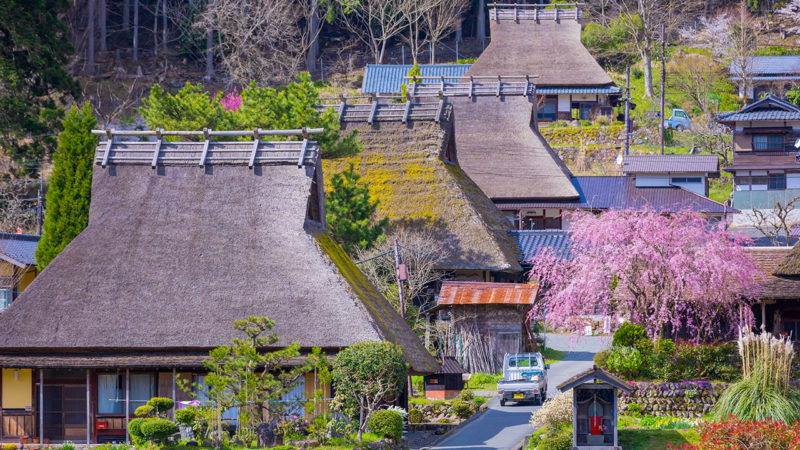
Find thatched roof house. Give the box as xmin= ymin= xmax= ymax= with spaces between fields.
xmin=747 ymin=246 xmax=800 ymax=341
xmin=0 ymin=129 xmax=438 ymax=374
xmin=321 ymin=101 xmax=522 ymax=274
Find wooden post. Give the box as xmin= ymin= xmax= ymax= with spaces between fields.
xmin=86 ymin=369 xmax=91 ymax=444
xmin=572 ymin=389 xmax=578 ymax=447
xmin=133 ymin=0 xmax=139 ymax=61
xmin=761 ymin=302 xmax=767 ymax=330
xmin=88 ymin=0 xmax=96 ymax=75
xmin=625 ymin=66 xmax=631 ymax=156
xmin=172 ymin=369 xmax=176 ymax=420
xmin=39 ymin=369 xmax=43 ymax=444
xmin=660 ymin=23 xmax=666 ymax=156
xmin=125 ymin=369 xmax=130 ymax=444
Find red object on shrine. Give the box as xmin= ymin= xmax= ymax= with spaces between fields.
xmin=590 ymin=416 xmax=603 ymax=435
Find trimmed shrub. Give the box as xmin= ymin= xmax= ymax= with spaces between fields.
xmin=606 ymin=346 xmax=646 ymax=379
xmin=367 ymin=410 xmax=403 ymax=441
xmin=128 ymin=417 xmax=148 ymax=446
xmin=437 ymin=417 xmax=451 ymax=424
xmin=2 ymin=445 xmax=18 ymax=450
xmin=174 ymin=408 xmax=196 ymax=426
xmin=593 ymin=349 xmax=611 ymax=370
xmin=612 ymin=323 xmax=647 ymax=347
xmin=140 ymin=418 xmax=178 ymax=442
xmin=408 ymin=408 xmax=424 ymax=424
xmin=536 ymin=427 xmax=573 ymax=450
xmin=692 ymin=416 xmax=800 ymax=449
xmin=458 ymin=389 xmax=474 ymax=402
xmin=134 ymin=405 xmax=154 ymax=417
xmin=146 ymin=397 xmax=174 ymax=415
xmin=450 ymin=401 xmax=473 ymax=419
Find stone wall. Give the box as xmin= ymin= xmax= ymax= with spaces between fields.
xmin=618 ymin=381 xmax=729 ymax=418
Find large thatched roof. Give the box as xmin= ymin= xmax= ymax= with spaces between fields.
xmin=448 ymin=95 xmax=579 ymax=200
xmin=467 ymin=8 xmax=613 ymax=87
xmin=774 ymin=243 xmax=800 ymax=277
xmin=0 ymin=132 xmax=439 ymax=374
xmin=321 ymin=104 xmax=522 ymax=271
xmin=747 ymin=246 xmax=800 ymax=300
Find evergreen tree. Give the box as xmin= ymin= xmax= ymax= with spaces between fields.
xmin=36 ymin=103 xmax=97 ymax=270
xmin=326 ymin=164 xmax=387 ymax=252
xmin=0 ymin=0 xmax=79 ymax=175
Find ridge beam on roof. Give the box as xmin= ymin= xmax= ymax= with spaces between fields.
xmin=93 ymin=128 xmax=324 ymax=138
xmin=488 ymin=3 xmax=582 ymax=21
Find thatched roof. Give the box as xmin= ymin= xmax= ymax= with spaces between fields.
xmin=467 ymin=9 xmax=613 ymax=87
xmin=747 ymin=246 xmax=800 ymax=300
xmin=322 ymin=105 xmax=521 ymax=271
xmin=448 ymin=95 xmax=579 ymax=200
xmin=774 ymin=243 xmax=800 ymax=276
xmin=0 ymin=132 xmax=439 ymax=374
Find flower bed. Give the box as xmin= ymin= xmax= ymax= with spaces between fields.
xmin=620 ymin=381 xmax=729 ymax=418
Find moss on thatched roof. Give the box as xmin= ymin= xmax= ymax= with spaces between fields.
xmin=322 ymin=112 xmax=521 ymax=271
xmin=774 ymin=243 xmax=800 ymax=277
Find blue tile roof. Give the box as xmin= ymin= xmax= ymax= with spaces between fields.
xmin=361 ymin=64 xmax=472 ymax=94
xmin=716 ymin=93 xmax=800 ymax=122
xmin=536 ymin=85 xmax=622 ymax=95
xmin=0 ymin=233 xmax=40 ymax=267
xmin=510 ymin=230 xmax=573 ymax=263
xmin=731 ymin=56 xmax=800 ymax=76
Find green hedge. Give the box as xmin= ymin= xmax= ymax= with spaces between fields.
xmin=367 ymin=410 xmax=404 ymax=441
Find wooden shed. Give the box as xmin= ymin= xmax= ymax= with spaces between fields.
xmin=557 ymin=366 xmax=632 ymax=449
xmin=423 ymin=357 xmax=465 ymax=400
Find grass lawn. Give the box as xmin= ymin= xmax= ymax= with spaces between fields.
xmin=618 ymin=429 xmax=699 ymax=449
xmin=542 ymin=347 xmax=567 ymax=365
xmin=465 ymin=373 xmax=502 ymax=391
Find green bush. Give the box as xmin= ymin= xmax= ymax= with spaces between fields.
xmin=606 ymin=346 xmax=646 ymax=379
xmin=174 ymin=408 xmax=196 ymax=426
xmin=60 ymin=445 xmax=75 ymax=450
xmin=473 ymin=397 xmax=487 ymax=408
xmin=458 ymin=389 xmax=474 ymax=402
xmin=593 ymin=349 xmax=611 ymax=370
xmin=408 ymin=408 xmax=424 ymax=424
xmin=128 ymin=418 xmax=148 ymax=446
xmin=367 ymin=410 xmax=404 ymax=441
xmin=626 ymin=402 xmax=643 ymax=417
xmin=612 ymin=323 xmax=647 ymax=347
xmin=140 ymin=418 xmax=178 ymax=442
xmin=437 ymin=417 xmax=451 ymax=424
xmin=134 ymin=405 xmax=154 ymax=417
xmin=536 ymin=426 xmax=573 ymax=450
xmin=2 ymin=445 xmax=18 ymax=450
xmin=146 ymin=397 xmax=174 ymax=414
xmin=450 ymin=401 xmax=473 ymax=419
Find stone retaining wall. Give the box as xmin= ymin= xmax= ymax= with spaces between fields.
xmin=618 ymin=381 xmax=729 ymax=418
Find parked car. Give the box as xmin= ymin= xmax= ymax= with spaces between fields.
xmin=497 ymin=352 xmax=549 ymax=406
xmin=665 ymin=109 xmax=692 ymax=131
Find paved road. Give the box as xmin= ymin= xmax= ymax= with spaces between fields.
xmin=425 ymin=334 xmax=611 ymax=450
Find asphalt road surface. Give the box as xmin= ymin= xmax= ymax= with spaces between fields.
xmin=425 ymin=334 xmax=611 ymax=450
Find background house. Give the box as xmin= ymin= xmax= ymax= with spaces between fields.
xmin=622 ymin=154 xmax=721 ymax=197
xmin=361 ymin=64 xmax=471 ymax=95
xmin=731 ymin=56 xmax=800 ymax=100
xmin=0 ymin=233 xmax=40 ymax=311
xmin=0 ymin=129 xmax=438 ymax=444
xmin=716 ymin=94 xmax=800 ymax=211
xmin=747 ymin=245 xmax=800 ymax=342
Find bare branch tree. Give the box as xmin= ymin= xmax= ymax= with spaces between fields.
xmin=333 ymin=0 xmax=411 ymax=64
xmin=399 ymin=0 xmax=432 ymax=63
xmin=88 ymin=79 xmax=140 ymax=128
xmin=421 ymin=0 xmax=469 ymax=63
xmin=688 ymin=117 xmax=733 ymax=167
xmin=196 ymin=0 xmax=321 ymax=85
xmin=728 ymin=1 xmax=760 ymax=100
xmin=355 ymin=227 xmax=445 ymax=335
xmin=667 ymin=51 xmax=727 ymax=116
xmin=752 ymin=197 xmax=800 ymax=247
xmin=586 ymin=0 xmax=617 ymax=26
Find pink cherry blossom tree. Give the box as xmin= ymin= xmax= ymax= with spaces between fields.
xmin=529 ymin=208 xmax=762 ymax=341
xmin=221 ymin=87 xmax=242 ymax=112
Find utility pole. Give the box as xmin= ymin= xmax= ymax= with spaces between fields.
xmin=660 ymin=23 xmax=666 ymax=155
xmin=37 ymin=171 xmax=44 ymax=235
xmin=624 ymin=66 xmax=631 ymax=156
xmin=393 ymin=239 xmax=412 ymax=403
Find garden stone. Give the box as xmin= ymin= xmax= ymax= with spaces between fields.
xmin=286 ymin=439 xmax=319 ymax=448
xmin=256 ymin=419 xmax=281 ymax=448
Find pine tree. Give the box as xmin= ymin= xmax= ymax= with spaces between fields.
xmin=326 ymin=164 xmax=387 ymax=252
xmin=36 ymin=103 xmax=97 ymax=270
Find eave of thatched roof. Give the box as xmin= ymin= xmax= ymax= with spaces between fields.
xmin=466 ymin=16 xmax=613 ymax=86
xmin=322 ymin=109 xmax=522 ymax=272
xmin=774 ymin=243 xmax=800 ymax=276
xmin=747 ymin=246 xmax=800 ymax=300
xmin=449 ymin=95 xmax=579 ymax=200
xmin=0 ymin=144 xmax=439 ymax=374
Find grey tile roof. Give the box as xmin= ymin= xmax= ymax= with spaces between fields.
xmin=361 ymin=64 xmax=472 ymax=94
xmin=494 ymin=177 xmax=733 ymax=214
xmin=623 ymin=154 xmax=719 ymax=174
xmin=510 ymin=230 xmax=573 ymax=262
xmin=0 ymin=233 xmax=40 ymax=267
xmin=536 ymin=85 xmax=622 ymax=95
xmin=730 ymin=56 xmax=800 ymax=76
xmin=716 ymin=93 xmax=800 ymax=123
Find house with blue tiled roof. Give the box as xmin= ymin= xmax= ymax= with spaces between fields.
xmin=716 ymin=94 xmax=800 ymax=210
xmin=730 ymin=56 xmax=800 ymax=100
xmin=361 ymin=64 xmax=472 ymax=94
xmin=0 ymin=233 xmax=40 ymax=311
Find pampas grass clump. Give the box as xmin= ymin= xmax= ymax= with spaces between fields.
xmin=714 ymin=328 xmax=800 ymax=424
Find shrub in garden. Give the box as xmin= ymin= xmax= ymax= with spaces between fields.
xmin=606 ymin=346 xmax=646 ymax=379
xmin=408 ymin=408 xmax=424 ymax=424
xmin=1 ymin=445 xmax=17 ymax=450
xmin=612 ymin=323 xmax=648 ymax=347
xmin=714 ymin=330 xmax=800 ymax=424
xmin=174 ymin=408 xmax=196 ymax=426
xmin=450 ymin=401 xmax=473 ymax=419
xmin=146 ymin=397 xmax=174 ymax=415
xmin=530 ymin=390 xmax=572 ymax=428
xmin=534 ymin=427 xmax=573 ymax=450
xmin=127 ymin=417 xmax=148 ymax=446
xmin=625 ymin=402 xmax=643 ymax=417
xmin=134 ymin=405 xmax=154 ymax=417
xmin=458 ymin=389 xmax=475 ymax=402
xmin=689 ymin=416 xmax=800 ymax=449
xmin=367 ymin=410 xmax=404 ymax=441
xmin=593 ymin=349 xmax=611 ymax=370
xmin=139 ymin=418 xmax=178 ymax=442
xmin=437 ymin=417 xmax=451 ymax=424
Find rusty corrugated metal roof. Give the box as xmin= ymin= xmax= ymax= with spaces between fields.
xmin=437 ymin=281 xmax=538 ymax=307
